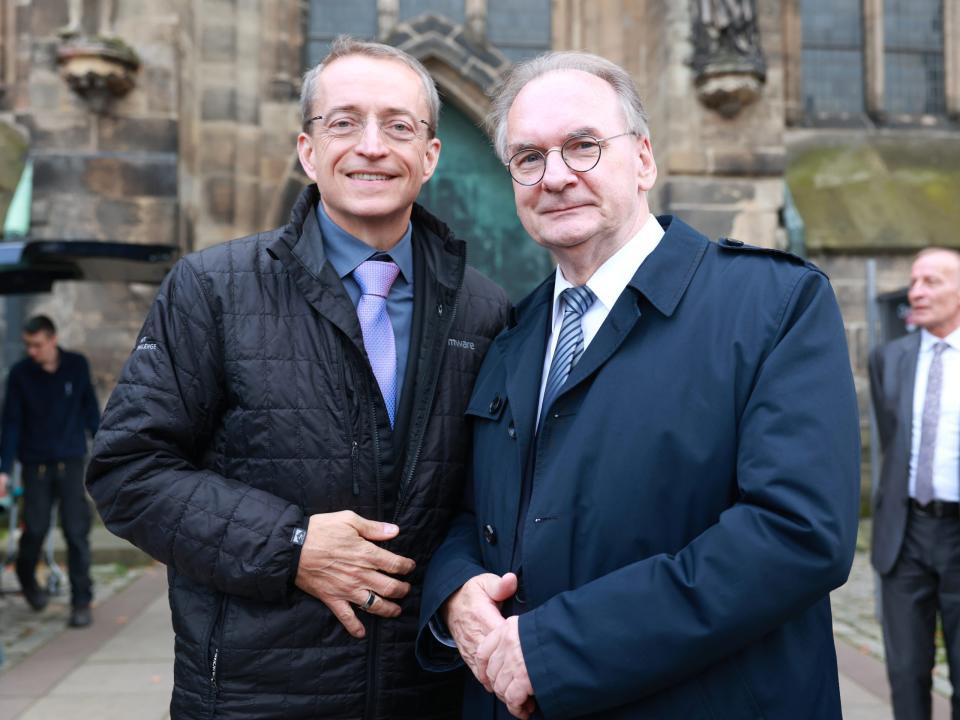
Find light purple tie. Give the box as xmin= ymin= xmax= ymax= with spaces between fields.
xmin=915 ymin=341 xmax=948 ymax=506
xmin=354 ymin=259 xmax=401 ymax=427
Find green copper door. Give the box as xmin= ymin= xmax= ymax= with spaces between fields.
xmin=417 ymin=103 xmax=553 ymax=301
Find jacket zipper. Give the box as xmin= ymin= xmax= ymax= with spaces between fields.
xmin=362 ymin=364 xmax=383 ymax=720
xmin=338 ymin=341 xmax=362 ymax=496
xmin=392 ymin=290 xmax=461 ymax=523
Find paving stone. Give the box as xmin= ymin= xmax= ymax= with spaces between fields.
xmin=831 ymin=520 xmax=953 ymax=700
xmin=0 ymin=564 xmax=145 ymax=673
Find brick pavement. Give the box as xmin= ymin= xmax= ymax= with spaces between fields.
xmin=0 ymin=519 xmax=952 ymax=718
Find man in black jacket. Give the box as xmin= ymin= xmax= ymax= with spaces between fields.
xmin=1 ymin=314 xmax=99 ymax=628
xmin=87 ymin=37 xmax=509 ymax=719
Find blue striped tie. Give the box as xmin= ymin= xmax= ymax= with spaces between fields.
xmin=541 ymin=285 xmax=596 ymax=420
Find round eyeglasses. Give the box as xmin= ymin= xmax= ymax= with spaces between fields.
xmin=304 ymin=114 xmax=433 ymax=143
xmin=506 ymin=132 xmax=636 ymax=185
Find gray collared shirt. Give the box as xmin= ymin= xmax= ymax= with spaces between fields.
xmin=316 ymin=202 xmax=415 ymax=406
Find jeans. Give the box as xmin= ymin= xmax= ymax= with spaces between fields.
xmin=15 ymin=458 xmax=93 ymax=608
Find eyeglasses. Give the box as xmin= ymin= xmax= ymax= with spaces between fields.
xmin=304 ymin=113 xmax=433 ymax=143
xmin=506 ymin=132 xmax=636 ymax=185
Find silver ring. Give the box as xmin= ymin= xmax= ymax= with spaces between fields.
xmin=359 ymin=590 xmax=378 ymax=612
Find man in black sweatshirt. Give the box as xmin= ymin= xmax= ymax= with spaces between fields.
xmin=0 ymin=315 xmax=100 ymax=628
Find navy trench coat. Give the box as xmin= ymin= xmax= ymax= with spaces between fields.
xmin=417 ymin=216 xmax=860 ymax=719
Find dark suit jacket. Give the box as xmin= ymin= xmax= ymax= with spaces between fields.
xmin=869 ymin=332 xmax=923 ymax=575
xmin=417 ymin=216 xmax=861 ymax=719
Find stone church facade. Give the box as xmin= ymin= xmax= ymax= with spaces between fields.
xmin=1 ymin=0 xmax=958 ymax=495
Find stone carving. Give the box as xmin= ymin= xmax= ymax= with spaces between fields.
xmin=691 ymin=0 xmax=767 ymax=118
xmin=57 ymin=0 xmax=137 ymax=113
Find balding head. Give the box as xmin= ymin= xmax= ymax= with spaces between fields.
xmin=908 ymin=247 xmax=960 ymax=338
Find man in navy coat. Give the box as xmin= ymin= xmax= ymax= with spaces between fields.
xmin=416 ymin=51 xmax=861 ymax=719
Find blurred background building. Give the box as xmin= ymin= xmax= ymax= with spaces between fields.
xmin=0 ymin=0 xmax=958 ymax=501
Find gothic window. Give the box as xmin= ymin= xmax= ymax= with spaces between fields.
xmin=305 ymin=0 xmax=378 ymax=68
xmin=487 ymin=0 xmax=551 ymax=62
xmin=884 ymin=0 xmax=946 ymax=115
xmin=800 ymin=0 xmax=865 ymax=116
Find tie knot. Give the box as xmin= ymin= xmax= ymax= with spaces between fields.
xmin=933 ymin=341 xmax=948 ymax=357
xmin=354 ymin=259 xmax=400 ymax=298
xmin=561 ymin=285 xmax=596 ymax=318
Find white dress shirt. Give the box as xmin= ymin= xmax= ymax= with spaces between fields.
xmin=536 ymin=215 xmax=664 ymax=422
xmin=908 ymin=327 xmax=960 ymax=502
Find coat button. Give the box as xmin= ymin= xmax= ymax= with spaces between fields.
xmin=482 ymin=524 xmax=497 ymax=545
xmin=507 ymin=421 xmax=516 ymax=439
xmin=489 ymin=394 xmax=503 ymax=414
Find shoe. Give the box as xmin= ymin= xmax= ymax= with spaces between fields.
xmin=22 ymin=586 xmax=49 ymax=612
xmin=68 ymin=605 xmax=92 ymax=628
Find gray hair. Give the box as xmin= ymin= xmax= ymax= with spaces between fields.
xmin=300 ymin=36 xmax=441 ymax=137
xmin=487 ymin=51 xmax=650 ymax=163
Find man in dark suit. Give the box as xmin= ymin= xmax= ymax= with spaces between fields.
xmin=870 ymin=247 xmax=960 ymax=720
xmin=415 ymin=51 xmax=861 ymax=719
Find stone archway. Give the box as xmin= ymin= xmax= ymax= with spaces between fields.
xmin=384 ymin=13 xmax=511 ymax=124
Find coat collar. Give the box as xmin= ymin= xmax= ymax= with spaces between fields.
xmin=496 ymin=214 xmax=709 ymax=446
xmin=627 ymin=215 xmax=709 ymax=318
xmin=265 ymin=184 xmax=467 ymax=351
xmin=503 ymin=213 xmax=708 ymax=335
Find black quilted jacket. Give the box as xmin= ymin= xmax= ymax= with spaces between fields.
xmin=87 ymin=185 xmax=510 ymax=719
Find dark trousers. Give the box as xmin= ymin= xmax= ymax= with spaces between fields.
xmin=15 ymin=458 xmax=93 ymax=608
xmin=882 ymin=507 xmax=960 ymax=720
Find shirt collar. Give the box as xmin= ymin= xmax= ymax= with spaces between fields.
xmin=316 ymin=202 xmax=414 ymax=283
xmin=921 ymin=326 xmax=960 ymax=352
xmin=550 ymin=214 xmax=665 ymax=322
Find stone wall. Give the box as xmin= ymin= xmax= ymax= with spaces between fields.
xmin=551 ymin=0 xmax=786 ymax=246
xmin=657 ymin=1 xmax=786 ymax=246
xmin=8 ymin=0 xmax=181 ymax=397
xmin=184 ymin=0 xmax=302 ymax=251
xmin=5 ymin=0 xmax=305 ymax=397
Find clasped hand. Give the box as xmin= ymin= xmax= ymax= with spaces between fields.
xmin=294 ymin=510 xmax=415 ymax=638
xmin=443 ymin=573 xmax=536 ymax=719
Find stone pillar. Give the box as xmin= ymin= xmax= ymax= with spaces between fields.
xmin=378 ymin=0 xmax=399 ymax=41
xmin=184 ymin=0 xmax=299 ymax=251
xmin=946 ymin=0 xmax=960 ymax=118
xmin=863 ymin=0 xmax=884 ymax=119
xmin=781 ymin=0 xmax=802 ymax=125
xmin=464 ymin=0 xmax=486 ymax=44
xmin=0 ymin=0 xmax=11 ymax=105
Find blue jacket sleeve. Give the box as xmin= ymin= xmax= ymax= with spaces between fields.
xmin=519 ymin=270 xmax=861 ymax=718
xmin=0 ymin=369 xmax=23 ymax=474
